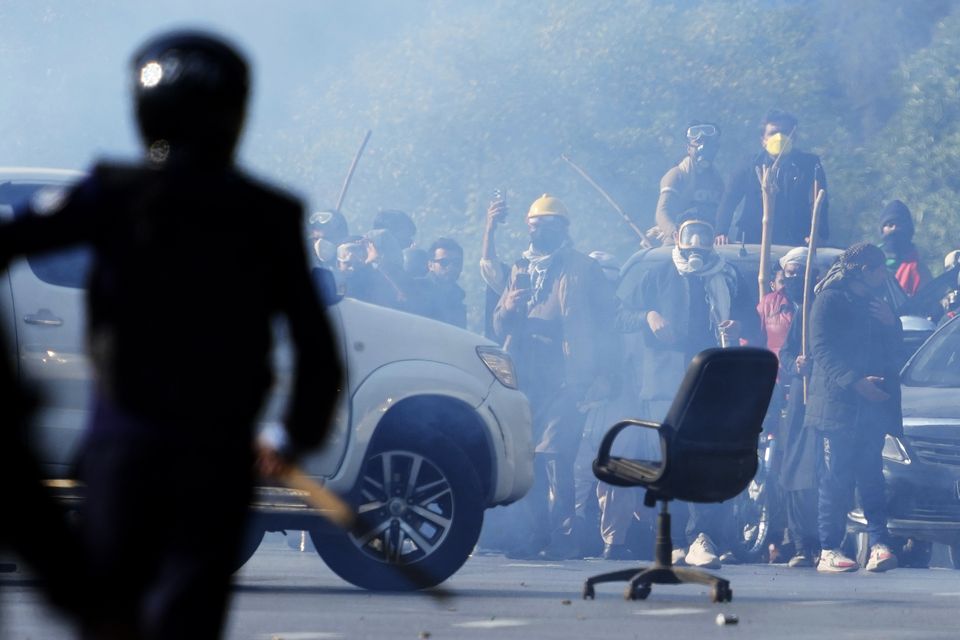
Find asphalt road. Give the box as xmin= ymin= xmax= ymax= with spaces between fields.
xmin=3 ymin=533 xmax=959 ymax=639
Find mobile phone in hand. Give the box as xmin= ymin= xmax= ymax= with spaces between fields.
xmin=514 ymin=271 xmax=531 ymax=290
xmin=490 ymin=189 xmax=508 ymax=224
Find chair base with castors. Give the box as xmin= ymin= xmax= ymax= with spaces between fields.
xmin=580 ymin=348 xmax=778 ymax=605
xmin=582 ymin=501 xmax=732 ymax=603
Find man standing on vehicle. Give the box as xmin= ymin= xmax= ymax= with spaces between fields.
xmin=0 ymin=31 xmax=342 ymax=638
xmin=715 ymin=109 xmax=829 ymax=246
xmin=494 ymin=194 xmax=618 ymax=559
xmin=804 ymin=243 xmax=903 ymax=573
xmin=654 ymin=122 xmax=725 ymax=244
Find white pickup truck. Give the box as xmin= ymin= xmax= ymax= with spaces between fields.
xmin=0 ymin=167 xmax=534 ymax=590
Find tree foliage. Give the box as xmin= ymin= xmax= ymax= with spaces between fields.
xmin=3 ymin=1 xmax=958 ymax=330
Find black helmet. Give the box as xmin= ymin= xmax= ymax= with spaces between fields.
xmin=132 ymin=30 xmax=249 ymax=164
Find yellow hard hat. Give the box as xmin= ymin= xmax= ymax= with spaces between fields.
xmin=526 ymin=194 xmax=569 ymax=220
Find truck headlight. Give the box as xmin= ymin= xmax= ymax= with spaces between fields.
xmin=476 ymin=346 xmax=519 ymax=389
xmin=882 ymin=435 xmax=911 ymax=464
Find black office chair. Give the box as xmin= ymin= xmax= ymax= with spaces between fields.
xmin=582 ymin=347 xmax=778 ymax=602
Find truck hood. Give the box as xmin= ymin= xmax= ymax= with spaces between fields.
xmin=901 ymin=385 xmax=960 ymax=422
xmin=335 ymin=297 xmax=497 ymax=392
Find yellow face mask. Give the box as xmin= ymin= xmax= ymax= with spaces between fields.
xmin=764 ymin=132 xmax=793 ymax=156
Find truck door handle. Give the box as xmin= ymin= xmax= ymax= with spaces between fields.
xmin=24 ymin=309 xmax=64 ymax=327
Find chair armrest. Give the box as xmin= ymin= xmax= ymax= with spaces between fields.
xmin=594 ymin=419 xmax=662 ymax=469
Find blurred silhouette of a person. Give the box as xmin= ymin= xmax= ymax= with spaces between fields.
xmin=0 ymin=320 xmax=91 ymax=625
xmin=0 ymin=30 xmax=342 ymax=639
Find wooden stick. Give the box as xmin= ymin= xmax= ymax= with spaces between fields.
xmin=335 ymin=129 xmax=372 ymax=213
xmin=757 ymin=164 xmax=777 ymax=302
xmin=801 ymin=188 xmax=826 ymax=403
xmin=560 ymin=154 xmax=651 ymax=248
xmin=278 ymin=466 xmax=451 ymax=598
xmin=280 ymin=467 xmax=355 ymax=529
xmin=756 ymin=128 xmax=794 ymax=301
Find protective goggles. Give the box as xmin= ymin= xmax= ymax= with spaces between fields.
xmin=677 ymin=220 xmax=715 ymax=249
xmin=686 ymin=124 xmax=719 ymax=142
xmin=309 ymin=210 xmax=336 ymax=226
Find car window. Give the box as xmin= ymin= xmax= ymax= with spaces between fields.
xmin=1 ymin=181 xmax=92 ymax=289
xmin=902 ymin=317 xmax=960 ymax=388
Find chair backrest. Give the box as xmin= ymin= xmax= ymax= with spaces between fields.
xmin=653 ymin=347 xmax=778 ymax=503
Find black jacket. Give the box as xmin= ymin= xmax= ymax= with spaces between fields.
xmin=715 ymin=150 xmax=829 ymax=246
xmin=802 ymin=284 xmax=903 ymax=436
xmin=0 ymin=162 xmax=342 ymax=453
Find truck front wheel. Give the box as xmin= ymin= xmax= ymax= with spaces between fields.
xmin=313 ymin=433 xmax=483 ymax=590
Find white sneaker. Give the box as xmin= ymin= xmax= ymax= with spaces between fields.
xmin=685 ymin=533 xmax=720 ymax=569
xmin=671 ymin=548 xmax=688 ymax=566
xmin=816 ymin=548 xmax=858 ymax=573
xmin=865 ymin=543 xmax=898 ymax=572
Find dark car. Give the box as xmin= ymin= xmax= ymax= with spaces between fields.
xmin=848 ymin=314 xmax=960 ymax=568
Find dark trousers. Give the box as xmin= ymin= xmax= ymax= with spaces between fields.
xmin=785 ymin=488 xmax=819 ymax=556
xmin=685 ymin=502 xmax=735 ymax=549
xmin=80 ymin=400 xmax=253 ymax=640
xmin=817 ymin=428 xmax=889 ymax=550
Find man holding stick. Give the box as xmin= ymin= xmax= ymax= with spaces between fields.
xmin=804 ymin=243 xmax=903 ymax=573
xmin=0 ymin=31 xmax=342 ymax=637
xmin=715 ymin=110 xmax=829 ymax=247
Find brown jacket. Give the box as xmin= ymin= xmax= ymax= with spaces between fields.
xmin=493 ymin=245 xmax=618 ymax=395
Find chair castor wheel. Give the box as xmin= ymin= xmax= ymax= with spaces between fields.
xmin=582 ymin=584 xmax=595 ymax=600
xmin=625 ymin=584 xmax=651 ymax=601
xmin=711 ymin=584 xmax=732 ymax=603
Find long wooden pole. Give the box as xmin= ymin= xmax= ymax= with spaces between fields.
xmin=757 ymin=163 xmax=777 ymax=302
xmin=756 ymin=129 xmax=794 ymax=301
xmin=801 ymin=188 xmax=826 ymax=403
xmin=560 ymin=154 xmax=652 ymax=248
xmin=335 ymin=129 xmax=372 ymax=213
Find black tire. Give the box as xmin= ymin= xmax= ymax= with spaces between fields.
xmin=896 ymin=537 xmax=933 ymax=569
xmin=312 ymin=433 xmax=484 ymax=590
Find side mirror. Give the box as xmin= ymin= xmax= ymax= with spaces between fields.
xmin=311 ymin=266 xmax=343 ymax=306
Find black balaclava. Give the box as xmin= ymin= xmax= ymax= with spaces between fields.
xmin=530 ymin=222 xmax=568 ymax=254
xmin=879 ymin=199 xmax=914 ymax=260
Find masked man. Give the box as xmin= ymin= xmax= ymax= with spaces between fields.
xmin=494 ymin=195 xmax=618 ymax=559
xmin=621 ymin=215 xmax=753 ymax=568
xmin=805 ymin=243 xmax=903 ymax=573
xmin=304 ymin=209 xmax=349 ymax=268
xmin=771 ymin=248 xmax=821 ymax=568
xmin=879 ymin=200 xmax=930 ymax=297
xmin=654 ymin=122 xmax=725 ymax=243
xmin=715 ymin=109 xmax=829 ymax=246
